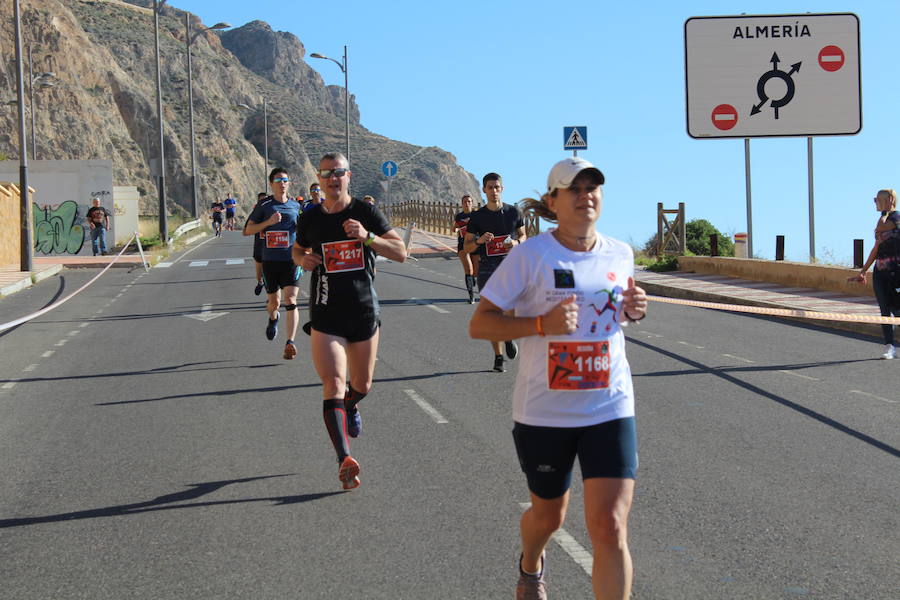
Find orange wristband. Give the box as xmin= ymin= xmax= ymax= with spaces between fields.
xmin=536 ymin=315 xmax=545 ymax=337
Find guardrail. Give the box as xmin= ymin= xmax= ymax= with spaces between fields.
xmin=167 ymin=219 xmax=202 ymax=245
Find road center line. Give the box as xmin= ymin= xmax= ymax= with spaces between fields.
xmin=2 ymin=381 xmax=17 ymax=390
xmin=403 ymin=389 xmax=449 ymax=423
xmin=41 ymin=350 xmax=55 ymax=358
xmin=519 ymin=503 xmax=592 ymax=576
xmin=54 ymin=339 xmax=68 ymax=347
xmin=777 ymin=370 xmax=818 ymax=381
xmin=677 ymin=341 xmax=705 ymax=349
xmin=722 ymin=353 xmax=755 ymax=363
xmin=22 ymin=364 xmax=38 ymax=372
xmin=67 ymin=330 xmax=80 ymax=336
xmin=79 ymin=322 xmax=89 ymax=328
xmin=849 ymin=390 xmax=897 ymax=404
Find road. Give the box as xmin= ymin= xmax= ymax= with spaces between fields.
xmin=0 ymin=231 xmax=897 ymax=599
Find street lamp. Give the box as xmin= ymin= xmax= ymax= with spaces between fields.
xmin=13 ymin=0 xmax=32 ymax=272
xmin=310 ymin=46 xmax=350 ymax=163
xmin=26 ymin=46 xmax=56 ymax=161
xmin=153 ymin=0 xmax=168 ymax=242
xmin=185 ymin=16 xmax=230 ymax=218
xmin=236 ymin=100 xmax=268 ymax=191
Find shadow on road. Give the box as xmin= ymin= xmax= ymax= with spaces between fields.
xmin=628 ymin=337 xmax=899 ymax=459
xmin=96 ymin=381 xmax=320 ymax=406
xmin=0 ymin=474 xmax=345 ymax=529
xmin=1 ymin=361 xmax=283 ymax=386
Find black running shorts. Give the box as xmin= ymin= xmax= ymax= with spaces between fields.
xmin=262 ymin=261 xmax=302 ymax=294
xmin=305 ymin=309 xmax=379 ymax=343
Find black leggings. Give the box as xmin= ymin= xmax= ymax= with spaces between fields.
xmin=872 ymin=269 xmax=900 ymax=344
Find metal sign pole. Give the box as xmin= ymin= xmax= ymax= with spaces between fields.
xmin=807 ymin=136 xmax=815 ymax=262
xmin=744 ymin=138 xmax=753 ymax=259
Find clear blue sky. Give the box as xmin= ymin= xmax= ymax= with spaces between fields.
xmin=175 ymin=0 xmax=899 ymax=264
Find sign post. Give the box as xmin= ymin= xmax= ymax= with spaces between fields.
xmin=685 ymin=13 xmax=860 ymax=261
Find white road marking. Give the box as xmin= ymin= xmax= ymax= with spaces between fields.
xmin=408 ymin=297 xmax=450 ymax=314
xmin=54 ymin=339 xmax=68 ymax=347
xmin=79 ymin=322 xmax=89 ymax=328
xmin=67 ymin=330 xmax=80 ymax=336
xmin=722 ymin=353 xmax=755 ymax=363
xmin=520 ymin=503 xmax=592 ymax=576
xmin=22 ymin=364 xmax=38 ymax=372
xmin=41 ymin=350 xmax=55 ymax=358
xmin=225 ymin=258 xmax=245 ymax=265
xmin=677 ymin=341 xmax=705 ymax=349
xmin=849 ymin=390 xmax=897 ymax=404
xmin=2 ymin=381 xmax=17 ymax=390
xmin=777 ymin=370 xmax=818 ymax=381
xmin=403 ymin=389 xmax=449 ymax=423
xmin=188 ymin=261 xmax=209 ymax=267
xmin=156 ymin=262 xmax=173 ymax=268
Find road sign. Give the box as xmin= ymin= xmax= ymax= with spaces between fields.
xmin=563 ymin=126 xmax=588 ymax=150
xmin=381 ymin=160 xmax=398 ymax=177
xmin=685 ymin=13 xmax=860 ymax=138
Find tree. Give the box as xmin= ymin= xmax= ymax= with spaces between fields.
xmin=685 ymin=219 xmax=734 ymax=256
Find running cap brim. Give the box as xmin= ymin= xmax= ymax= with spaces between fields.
xmin=546 ymin=157 xmax=605 ymax=193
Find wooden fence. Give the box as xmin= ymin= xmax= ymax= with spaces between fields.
xmin=383 ymin=201 xmax=540 ymax=239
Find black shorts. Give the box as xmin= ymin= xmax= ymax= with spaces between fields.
xmin=225 ymin=209 xmax=235 ymax=219
xmin=305 ymin=308 xmax=380 ymax=343
xmin=212 ymin=214 xmax=223 ymax=223
xmin=512 ymin=417 xmax=637 ymax=499
xmin=477 ymin=256 xmax=505 ymax=290
xmin=262 ymin=261 xmax=302 ymax=294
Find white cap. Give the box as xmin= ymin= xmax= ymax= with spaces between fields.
xmin=546 ymin=157 xmax=605 ymax=193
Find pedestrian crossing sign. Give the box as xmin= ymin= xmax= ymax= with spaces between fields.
xmin=563 ymin=126 xmax=588 ymax=150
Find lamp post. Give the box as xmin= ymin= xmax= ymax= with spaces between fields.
xmin=13 ymin=0 xmax=31 ymax=272
xmin=185 ymin=16 xmax=230 ymax=218
xmin=310 ymin=45 xmax=349 ymax=163
xmin=236 ymin=99 xmax=268 ymax=190
xmin=27 ymin=45 xmax=56 ymax=160
xmin=153 ymin=0 xmax=168 ymax=242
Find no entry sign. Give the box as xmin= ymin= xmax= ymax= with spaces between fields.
xmin=685 ymin=13 xmax=861 ymax=138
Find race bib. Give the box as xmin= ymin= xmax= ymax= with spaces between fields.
xmin=265 ymin=230 xmax=290 ymax=248
xmin=322 ymin=239 xmax=364 ymax=273
xmin=458 ymin=225 xmax=468 ymax=238
xmin=486 ymin=235 xmax=511 ymax=256
xmin=547 ymin=341 xmax=611 ymax=391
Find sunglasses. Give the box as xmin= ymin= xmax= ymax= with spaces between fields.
xmin=317 ymin=168 xmax=349 ymax=178
xmin=272 ymin=177 xmax=290 ymax=183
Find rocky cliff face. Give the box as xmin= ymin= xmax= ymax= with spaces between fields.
xmin=0 ymin=0 xmax=479 ymax=216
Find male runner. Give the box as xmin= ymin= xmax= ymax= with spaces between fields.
xmin=210 ymin=198 xmax=225 ymax=237
xmin=292 ymin=152 xmax=407 ymax=490
xmin=223 ymin=193 xmax=237 ymax=231
xmin=244 ymin=169 xmax=302 ymax=360
xmin=464 ymin=173 xmax=527 ymax=372
xmin=248 ymin=191 xmax=268 ymax=295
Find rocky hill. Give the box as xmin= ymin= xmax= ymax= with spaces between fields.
xmin=0 ymin=0 xmax=479 ymax=215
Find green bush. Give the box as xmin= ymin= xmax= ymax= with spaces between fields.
xmin=644 ymin=255 xmax=679 ymax=272
xmin=685 ymin=219 xmax=734 ymax=256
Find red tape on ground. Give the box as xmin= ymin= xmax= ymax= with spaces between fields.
xmin=649 ymin=294 xmax=900 ymax=325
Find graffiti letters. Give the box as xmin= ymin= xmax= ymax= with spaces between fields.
xmin=33 ymin=201 xmax=85 ymax=255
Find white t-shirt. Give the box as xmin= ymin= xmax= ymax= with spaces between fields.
xmin=481 ymin=231 xmax=636 ymax=428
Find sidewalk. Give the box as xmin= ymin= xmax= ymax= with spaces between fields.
xmin=0 ymin=263 xmax=64 ymax=298
xmin=635 ymin=268 xmax=885 ymax=338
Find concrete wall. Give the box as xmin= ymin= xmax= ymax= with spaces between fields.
xmin=678 ymin=256 xmax=873 ymax=297
xmin=0 ymin=160 xmax=113 ymax=255
xmin=113 ymin=186 xmax=140 ymax=245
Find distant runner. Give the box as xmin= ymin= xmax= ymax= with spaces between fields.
xmin=247 ymin=191 xmax=268 ymax=296
xmin=453 ymin=193 xmax=480 ymax=304
xmin=244 ymin=169 xmax=302 ymax=360
xmin=469 ymin=157 xmax=647 ymax=600
xmin=210 ymin=199 xmax=224 ymax=237
xmin=292 ymin=152 xmax=407 ymax=490
xmin=464 ymin=172 xmax=527 ymax=372
xmin=223 ymin=193 xmax=237 ymax=231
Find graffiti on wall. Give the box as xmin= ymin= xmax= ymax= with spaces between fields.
xmin=33 ymin=201 xmax=85 ymax=255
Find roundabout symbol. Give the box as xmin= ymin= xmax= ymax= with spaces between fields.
xmin=750 ymin=52 xmax=801 ymax=120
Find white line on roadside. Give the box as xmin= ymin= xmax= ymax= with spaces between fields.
xmin=778 ymin=370 xmax=818 ymax=381
xmin=519 ymin=503 xmax=592 ymax=576
xmin=22 ymin=364 xmax=38 ymax=372
xmin=849 ymin=390 xmax=897 ymax=404
xmin=188 ymin=261 xmax=209 ymax=267
xmin=677 ymin=341 xmax=705 ymax=349
xmin=403 ymin=389 xmax=449 ymax=423
xmin=54 ymin=339 xmax=68 ymax=347
xmin=79 ymin=322 xmax=89 ymax=328
xmin=408 ymin=297 xmax=450 ymax=314
xmin=722 ymin=353 xmax=755 ymax=363
xmin=156 ymin=262 xmax=173 ymax=268
xmin=41 ymin=350 xmax=54 ymax=358
xmin=225 ymin=258 xmax=244 ymax=265
xmin=67 ymin=330 xmax=80 ymax=336
xmin=2 ymin=381 xmax=17 ymax=390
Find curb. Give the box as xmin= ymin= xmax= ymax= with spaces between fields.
xmin=32 ymin=264 xmax=63 ymax=283
xmin=0 ymin=277 xmax=31 ymax=298
xmin=635 ymin=277 xmax=882 ymax=339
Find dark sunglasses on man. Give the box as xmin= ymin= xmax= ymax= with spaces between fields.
xmin=317 ymin=168 xmax=349 ymax=179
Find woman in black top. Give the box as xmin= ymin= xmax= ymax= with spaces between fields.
xmin=453 ymin=194 xmax=479 ymax=303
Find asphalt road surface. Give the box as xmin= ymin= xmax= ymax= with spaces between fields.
xmin=1 ymin=231 xmax=897 ymax=599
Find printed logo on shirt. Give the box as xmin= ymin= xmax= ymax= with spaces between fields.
xmin=554 ymin=269 xmax=575 ymax=288
xmin=586 ymin=286 xmax=624 ymax=334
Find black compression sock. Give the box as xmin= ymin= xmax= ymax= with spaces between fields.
xmin=465 ymin=274 xmax=474 ymax=293
xmin=322 ymin=398 xmax=350 ymax=462
xmin=344 ymin=386 xmax=368 ymax=413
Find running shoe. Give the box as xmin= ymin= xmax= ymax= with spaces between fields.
xmin=254 ymin=281 xmax=264 ymax=296
xmin=881 ymin=344 xmax=896 ymax=360
xmin=346 ymin=408 xmax=362 ymax=438
xmin=505 ymin=340 xmax=518 ymax=360
xmin=339 ymin=456 xmax=360 ymax=490
xmin=283 ymin=340 xmax=297 ymax=360
xmin=468 ymin=290 xmax=475 ymax=304
xmin=265 ymin=315 xmax=278 ymax=340
xmin=493 ymin=355 xmax=505 ymax=372
xmin=516 ymin=553 xmax=547 ymax=600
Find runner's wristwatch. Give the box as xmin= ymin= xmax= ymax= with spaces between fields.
xmin=364 ymin=231 xmax=376 ymax=246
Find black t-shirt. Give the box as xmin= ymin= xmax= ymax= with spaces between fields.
xmin=296 ymin=198 xmax=391 ymax=315
xmin=210 ymin=202 xmax=225 ymax=220
xmin=87 ymin=206 xmax=110 ymax=226
xmin=466 ymin=203 xmax=525 ymax=259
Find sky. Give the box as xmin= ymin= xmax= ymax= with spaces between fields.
xmin=174 ymin=0 xmax=900 ymax=264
